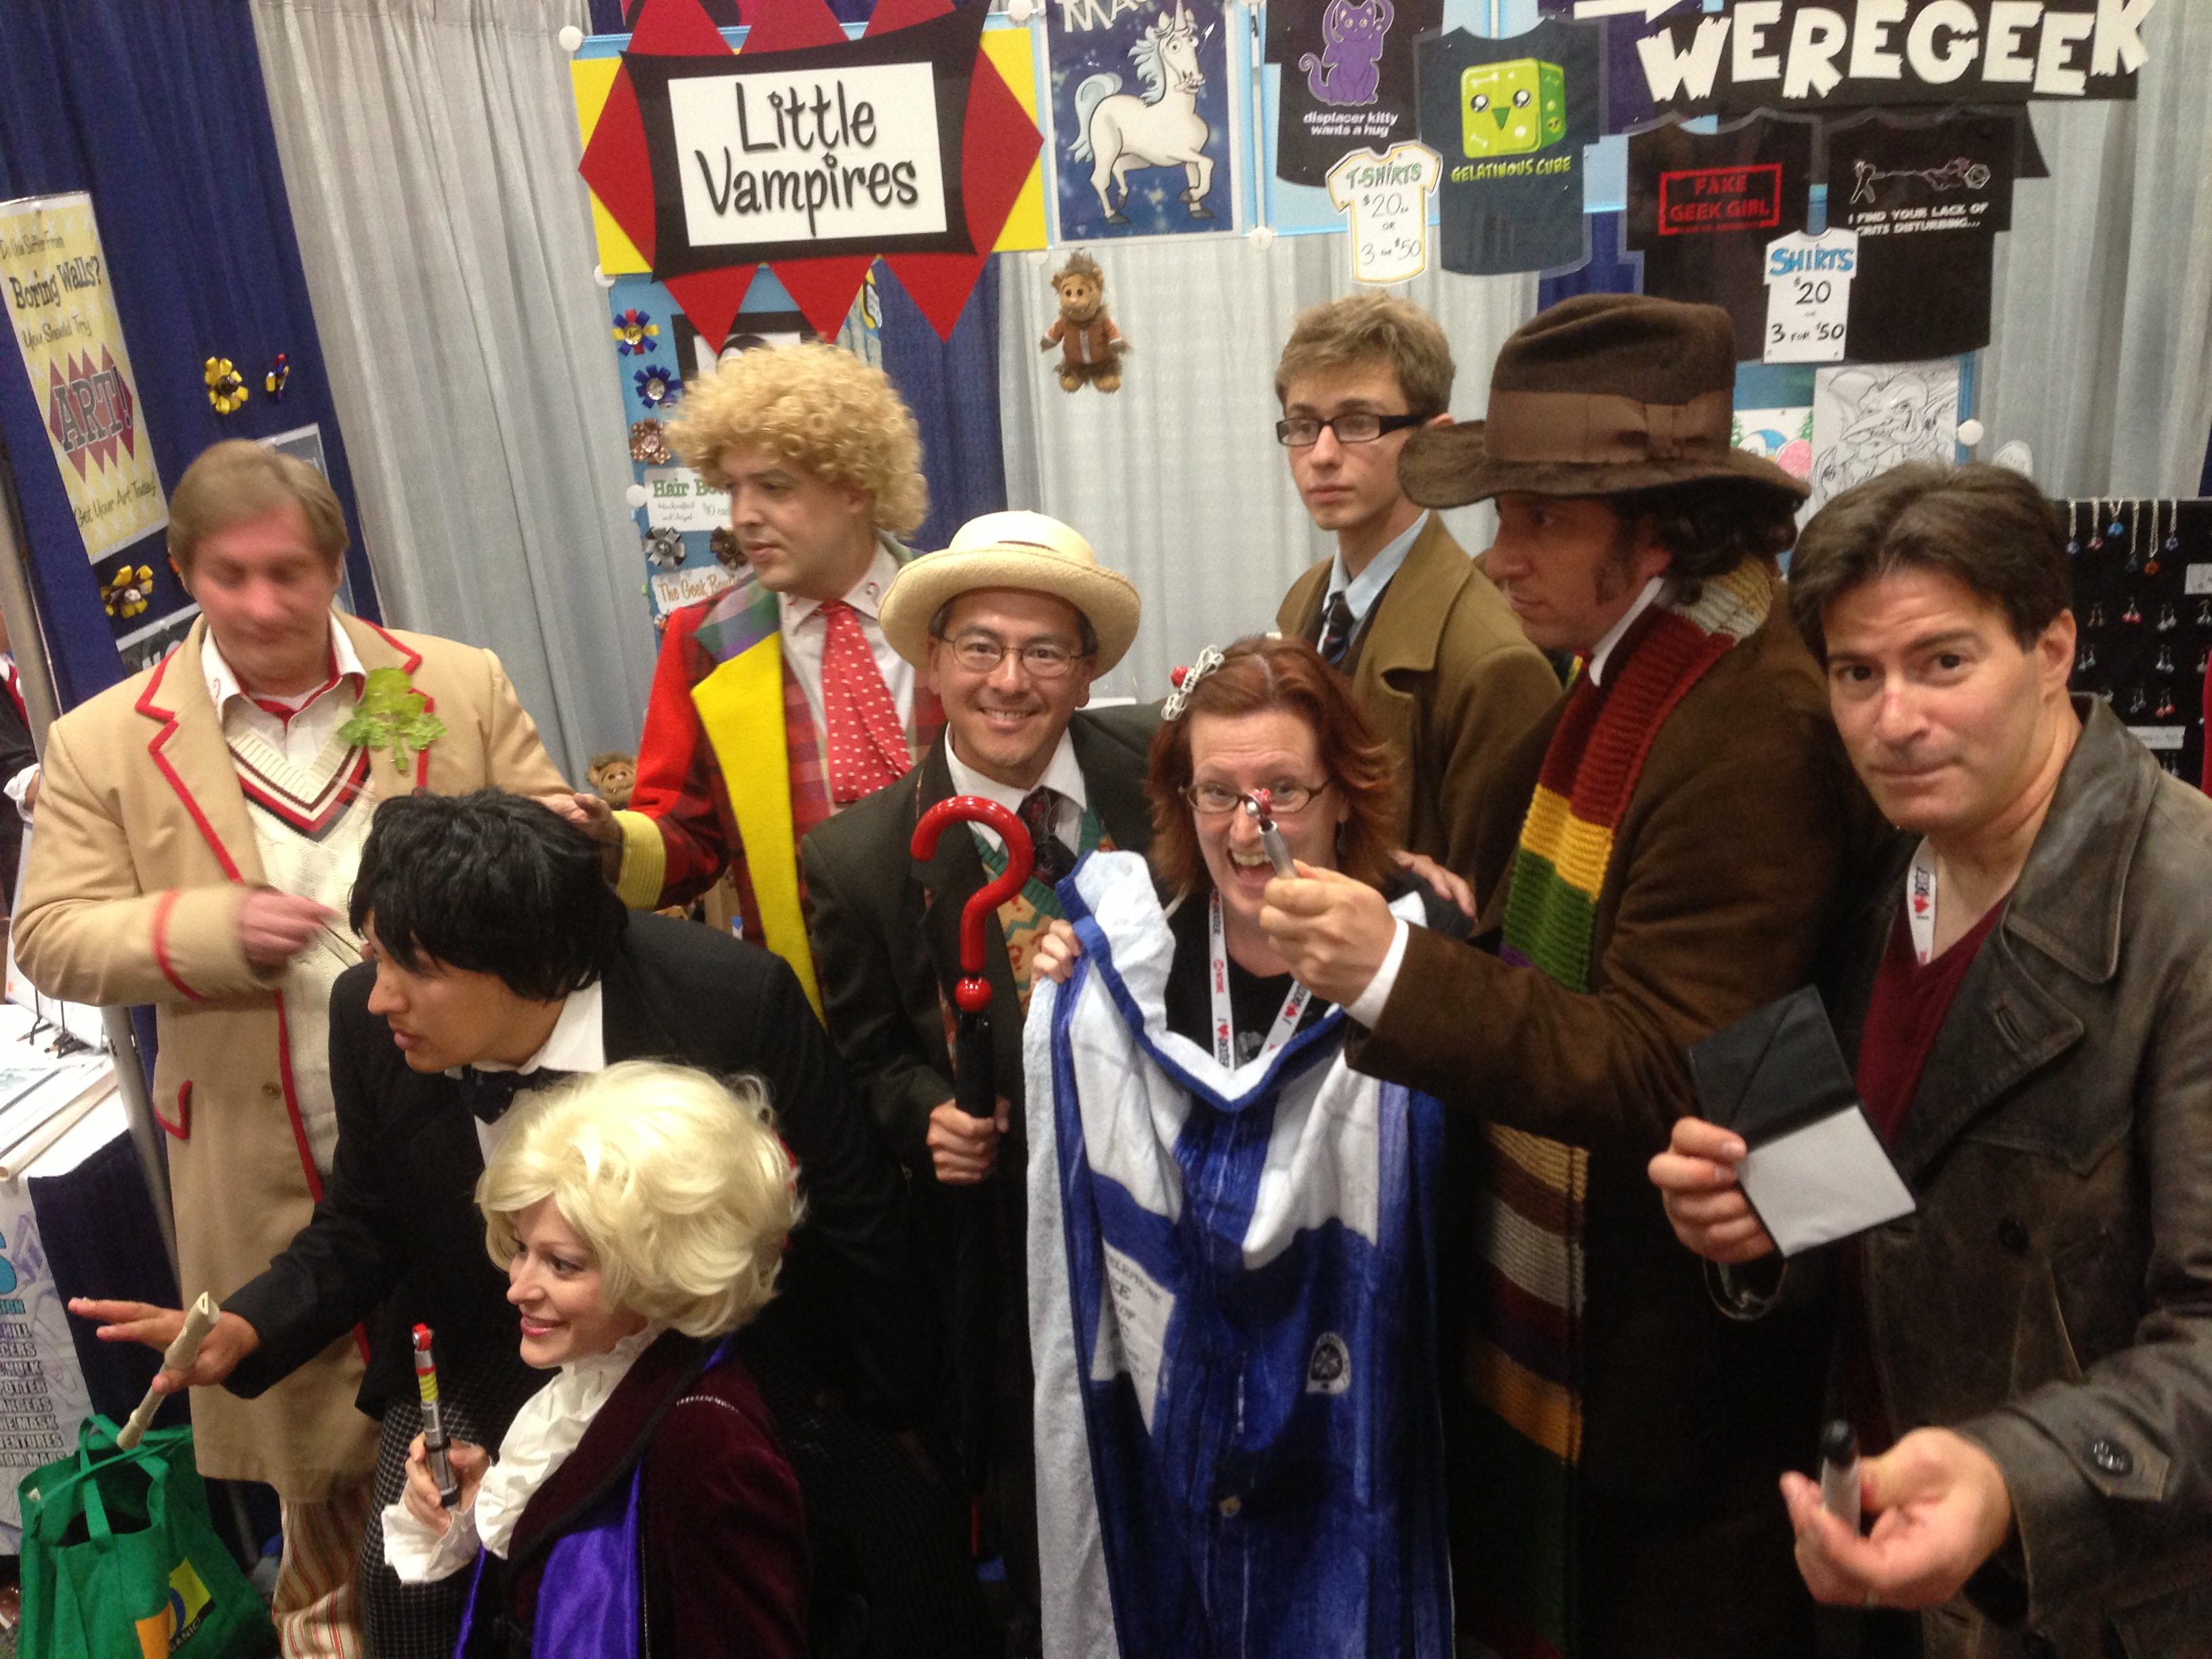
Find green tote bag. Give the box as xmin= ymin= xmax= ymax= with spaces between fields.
xmin=16 ymin=1414 xmax=275 ymax=1659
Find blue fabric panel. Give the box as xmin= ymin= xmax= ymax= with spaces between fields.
xmin=0 ymin=0 xmax=380 ymax=710
xmin=875 ymin=256 xmax=1008 ymax=556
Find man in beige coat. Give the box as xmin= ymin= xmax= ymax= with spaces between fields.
xmin=17 ymin=440 xmax=567 ymax=1658
xmin=1273 ymin=293 xmax=1558 ymax=884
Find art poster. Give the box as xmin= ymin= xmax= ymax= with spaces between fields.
xmin=1046 ymin=0 xmax=1239 ymax=239
xmin=1267 ymin=0 xmax=1441 ymax=188
xmin=1808 ymin=357 xmax=1959 ymax=510
xmin=0 ymin=194 xmax=166 ymax=564
xmin=1732 ymin=405 xmax=1814 ymax=483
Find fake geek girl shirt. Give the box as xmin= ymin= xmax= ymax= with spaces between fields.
xmin=1625 ymin=114 xmax=1816 ymax=362
xmin=1415 ymin=18 xmax=1602 ymax=276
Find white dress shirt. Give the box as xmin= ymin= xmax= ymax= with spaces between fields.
xmin=944 ymin=729 xmax=1088 ymax=863
xmin=780 ymin=536 xmax=914 ymax=733
xmin=1322 ymin=510 xmax=1431 ymax=634
xmin=457 ymin=979 xmax=606 ymax=1164
xmin=201 ymin=613 xmax=367 ymax=766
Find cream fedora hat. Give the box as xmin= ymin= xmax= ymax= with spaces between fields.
xmin=879 ymin=510 xmax=1141 ymax=672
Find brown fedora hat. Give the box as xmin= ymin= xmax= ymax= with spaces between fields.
xmin=1400 ymin=294 xmax=1809 ymax=508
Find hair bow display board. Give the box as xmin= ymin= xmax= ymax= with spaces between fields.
xmin=571 ymin=0 xmax=1047 ymax=347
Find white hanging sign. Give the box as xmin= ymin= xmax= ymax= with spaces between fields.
xmin=1328 ymin=142 xmax=1441 ymax=285
xmin=1763 ymin=227 xmax=1858 ymax=363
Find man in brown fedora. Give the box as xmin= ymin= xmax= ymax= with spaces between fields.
xmin=801 ymin=510 xmax=1158 ymax=1650
xmin=1258 ymin=294 xmax=1874 ymax=1657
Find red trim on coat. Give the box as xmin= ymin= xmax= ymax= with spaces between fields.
xmin=271 ymin=994 xmax=326 ymax=1206
xmin=154 ymin=1080 xmax=190 ymax=1140
xmin=414 ymin=692 xmax=435 ymax=790
xmin=134 ymin=650 xmax=245 ymax=882
xmin=150 ymin=889 xmax=204 ymax=1002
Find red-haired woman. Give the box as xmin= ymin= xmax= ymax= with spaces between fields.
xmin=1023 ymin=634 xmax=1465 ymax=1659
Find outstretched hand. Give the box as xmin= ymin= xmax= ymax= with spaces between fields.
xmin=1258 ymin=862 xmax=1398 ymax=1006
xmin=1782 ymin=1428 xmax=2014 ymax=1610
xmin=68 ymin=1298 xmax=260 ymax=1393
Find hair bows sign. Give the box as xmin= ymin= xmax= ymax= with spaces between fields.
xmin=1622 ymin=0 xmax=2156 ymax=117
xmin=577 ymin=0 xmax=1043 ymax=344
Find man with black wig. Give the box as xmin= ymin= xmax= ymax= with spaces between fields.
xmin=74 ymin=791 xmax=981 ymax=1657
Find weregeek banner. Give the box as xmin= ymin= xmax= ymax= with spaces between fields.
xmin=628 ymin=4 xmax=987 ymax=276
xmin=0 ymin=194 xmax=166 ymax=564
xmin=1631 ymin=0 xmax=2154 ymax=117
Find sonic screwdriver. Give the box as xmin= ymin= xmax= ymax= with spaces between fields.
xmin=413 ymin=1324 xmax=461 ymax=1507
xmin=1240 ymin=791 xmax=1297 ymax=878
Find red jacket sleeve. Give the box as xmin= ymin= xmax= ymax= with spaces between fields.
xmin=645 ymin=1387 xmax=810 ymax=1658
xmin=628 ymin=602 xmax=743 ymax=907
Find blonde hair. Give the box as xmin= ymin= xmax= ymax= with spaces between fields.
xmin=668 ymin=342 xmax=928 ymax=537
xmin=167 ymin=438 xmax=349 ymax=573
xmin=1274 ymin=293 xmax=1456 ymax=419
xmin=478 ymin=1061 xmax=800 ymax=1339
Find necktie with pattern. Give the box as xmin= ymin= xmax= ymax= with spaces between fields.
xmin=1019 ymin=787 xmax=1076 ymax=886
xmin=819 ymin=598 xmax=913 ymax=806
xmin=1317 ymin=591 xmax=1357 ymax=669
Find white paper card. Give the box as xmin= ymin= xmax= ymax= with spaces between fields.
xmin=1763 ymin=228 xmax=1858 ymax=363
xmin=1328 ymin=143 xmax=1441 ymax=286
xmin=1736 ymin=1105 xmax=1916 ymax=1257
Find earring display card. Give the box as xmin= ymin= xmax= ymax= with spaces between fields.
xmin=2064 ymin=499 xmax=2212 ymax=790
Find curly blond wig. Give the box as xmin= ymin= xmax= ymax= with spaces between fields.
xmin=478 ymin=1061 xmax=800 ymax=1339
xmin=668 ymin=342 xmax=928 ymax=537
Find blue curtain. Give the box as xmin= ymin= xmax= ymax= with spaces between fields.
xmin=876 ymin=259 xmax=1008 ymax=555
xmin=0 ymin=0 xmax=379 ymax=712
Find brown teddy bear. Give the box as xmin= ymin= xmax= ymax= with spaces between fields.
xmin=1040 ymin=251 xmax=1125 ymax=394
xmin=587 ymin=751 xmax=638 ymax=810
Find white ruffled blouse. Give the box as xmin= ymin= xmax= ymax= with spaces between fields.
xmin=383 ymin=1326 xmax=661 ymax=1584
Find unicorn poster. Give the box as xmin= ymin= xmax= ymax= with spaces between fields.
xmin=1045 ymin=0 xmax=1242 ymax=241
xmin=1266 ymin=0 xmax=1439 ymax=188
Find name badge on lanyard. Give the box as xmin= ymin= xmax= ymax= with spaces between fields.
xmin=1906 ymin=839 xmax=1938 ymax=966
xmin=1208 ymin=890 xmax=1313 ymax=1070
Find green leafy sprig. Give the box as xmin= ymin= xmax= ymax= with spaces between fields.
xmin=340 ymin=667 xmax=447 ymax=774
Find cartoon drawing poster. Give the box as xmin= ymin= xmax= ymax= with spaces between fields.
xmin=1808 ymin=357 xmax=1959 ymax=512
xmin=1267 ymin=0 xmax=1440 ymax=188
xmin=1046 ymin=0 xmax=1240 ymax=241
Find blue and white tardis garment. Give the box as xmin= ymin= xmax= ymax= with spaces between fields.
xmin=1026 ymin=851 xmax=1452 ymax=1659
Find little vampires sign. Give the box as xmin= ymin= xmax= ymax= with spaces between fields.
xmin=1626 ymin=0 xmax=2156 ymax=117
xmin=579 ymin=0 xmax=1041 ymax=344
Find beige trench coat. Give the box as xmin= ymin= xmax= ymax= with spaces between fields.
xmin=15 ymin=613 xmax=567 ymax=1498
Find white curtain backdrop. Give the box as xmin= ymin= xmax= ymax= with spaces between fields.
xmin=999 ymin=235 xmax=1536 ymax=701
xmin=1970 ymin=0 xmax=2212 ymax=500
xmin=249 ymin=0 xmax=653 ymax=782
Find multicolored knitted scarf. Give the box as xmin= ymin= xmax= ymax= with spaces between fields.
xmin=1461 ymin=562 xmax=1771 ymax=1659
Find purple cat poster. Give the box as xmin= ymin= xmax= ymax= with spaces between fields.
xmin=1266 ymin=0 xmax=1441 ymax=188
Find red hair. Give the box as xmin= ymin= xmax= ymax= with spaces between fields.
xmin=1148 ymin=634 xmax=1397 ymax=898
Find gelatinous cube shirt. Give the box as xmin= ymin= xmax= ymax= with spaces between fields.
xmin=1416 ymin=19 xmax=1601 ymax=277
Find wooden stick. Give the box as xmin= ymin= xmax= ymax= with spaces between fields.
xmin=116 ymin=1292 xmax=220 ymax=1450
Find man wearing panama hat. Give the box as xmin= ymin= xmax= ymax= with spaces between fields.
xmin=1261 ymin=294 xmax=1877 ymax=1657
xmin=802 ymin=510 xmax=1155 ymax=1647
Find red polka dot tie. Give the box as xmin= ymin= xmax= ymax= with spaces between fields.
xmin=819 ymin=599 xmax=912 ymax=806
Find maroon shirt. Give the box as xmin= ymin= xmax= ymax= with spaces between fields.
xmin=1856 ymin=898 xmax=2006 ymax=1145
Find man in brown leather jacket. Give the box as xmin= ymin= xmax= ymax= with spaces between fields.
xmin=1654 ymin=462 xmax=2212 ymax=1658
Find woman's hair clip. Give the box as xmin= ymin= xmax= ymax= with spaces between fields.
xmin=1163 ymin=646 xmax=1225 ymax=720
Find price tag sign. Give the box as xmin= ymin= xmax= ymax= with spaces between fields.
xmin=1328 ymin=143 xmax=1441 ymax=287
xmin=1763 ymin=228 xmax=1858 ymax=364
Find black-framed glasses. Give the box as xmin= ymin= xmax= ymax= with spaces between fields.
xmin=1274 ymin=411 xmax=1429 ymax=449
xmin=942 ymin=634 xmax=1085 ymax=678
xmin=1181 ymin=780 xmax=1330 ymax=817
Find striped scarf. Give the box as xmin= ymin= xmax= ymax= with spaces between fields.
xmin=1462 ymin=563 xmax=1770 ymax=1659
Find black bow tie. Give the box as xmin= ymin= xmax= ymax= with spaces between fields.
xmin=455 ymin=1067 xmax=575 ymax=1125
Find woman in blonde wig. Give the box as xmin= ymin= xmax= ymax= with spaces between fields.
xmin=383 ymin=1061 xmax=807 ymax=1658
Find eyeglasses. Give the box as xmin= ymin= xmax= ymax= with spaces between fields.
xmin=1181 ymin=780 xmax=1330 ymax=817
xmin=941 ymin=634 xmax=1086 ymax=678
xmin=1274 ymin=411 xmax=1429 ymax=449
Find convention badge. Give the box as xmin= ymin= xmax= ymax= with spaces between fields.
xmin=1763 ymin=228 xmax=1857 ymax=364
xmin=1327 ymin=142 xmax=1441 ymax=285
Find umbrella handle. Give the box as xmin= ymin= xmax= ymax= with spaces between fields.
xmin=911 ymin=796 xmax=1036 ymax=1015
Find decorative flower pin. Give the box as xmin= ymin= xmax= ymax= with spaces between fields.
xmin=629 ymin=419 xmax=671 ymax=466
xmin=340 ymin=667 xmax=447 ymax=774
xmin=644 ymin=527 xmax=686 ymax=569
xmin=633 ymin=365 xmax=677 ymax=408
xmin=710 ymin=527 xmax=743 ymax=571
xmin=612 ymin=309 xmax=659 ymax=356
xmin=204 ymin=357 xmax=249 ymax=415
xmin=102 ymin=565 xmax=154 ymax=619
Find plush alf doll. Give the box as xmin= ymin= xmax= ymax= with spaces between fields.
xmin=587 ymin=752 xmax=638 ymax=810
xmin=1041 ymin=251 xmax=1125 ymax=394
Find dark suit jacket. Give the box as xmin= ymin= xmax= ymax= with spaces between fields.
xmin=800 ymin=705 xmax=1160 ymax=1174
xmin=1279 ymin=515 xmax=1558 ymax=886
xmin=460 ymin=1331 xmax=807 ymax=1659
xmin=223 ymin=913 xmax=931 ymax=1430
xmin=800 ymin=707 xmax=1156 ymax=1491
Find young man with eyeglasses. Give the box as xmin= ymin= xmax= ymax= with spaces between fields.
xmin=566 ymin=343 xmax=941 ymax=1008
xmin=1273 ymin=292 xmax=1557 ymax=883
xmin=801 ymin=512 xmax=1154 ymax=1652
